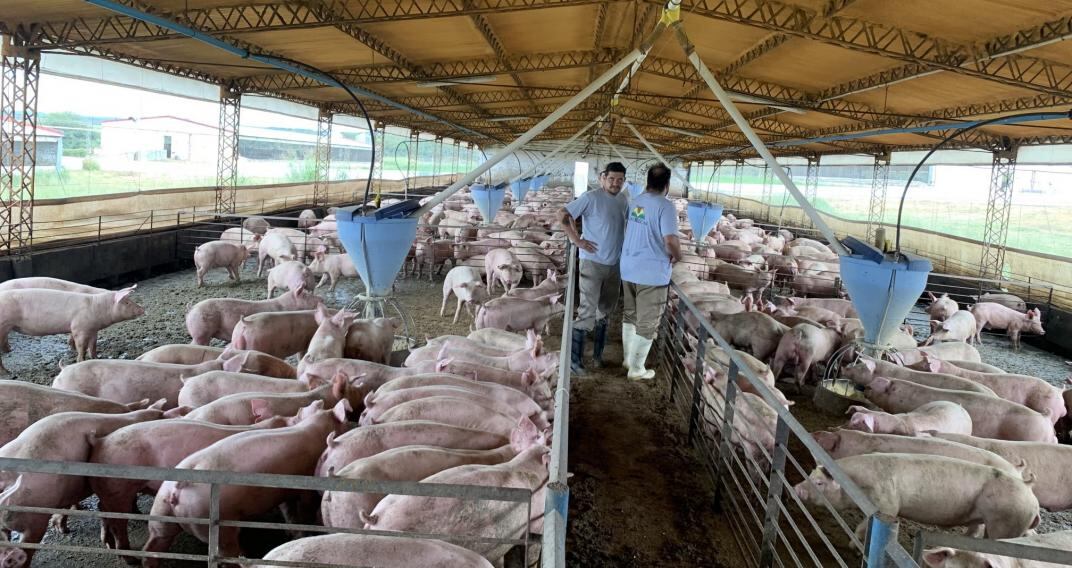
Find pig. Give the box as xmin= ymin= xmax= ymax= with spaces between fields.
xmin=0 ymin=277 xmax=107 ymax=294
xmin=467 ymin=328 xmax=537 ymax=352
xmin=242 ymin=216 xmax=271 ymax=234
xmin=308 ymin=251 xmax=357 ymax=292
xmin=342 ymin=317 xmax=400 ymax=365
xmin=370 ymin=396 xmax=527 ymax=438
xmin=360 ymin=444 xmax=549 ymax=564
xmin=89 ymin=417 xmax=288 ymax=557
xmin=53 ymin=359 xmax=223 ymax=409
xmin=863 ymin=377 xmax=1056 ymax=443
xmin=265 ymin=260 xmax=315 ymax=299
xmin=794 ymin=453 xmax=1040 ymax=539
xmin=712 ymin=263 xmax=775 ymax=300
xmin=177 ymin=371 xmax=309 ymax=407
xmin=921 ymin=530 xmax=1072 ymax=567
xmin=841 ymin=358 xmax=997 ymax=396
xmin=256 ymin=230 xmax=298 ymax=275
xmin=475 ymin=294 xmax=564 ymax=334
xmin=845 ymin=401 xmax=973 ymax=436
xmin=250 ymin=534 xmax=495 ymax=568
xmin=181 ymin=373 xmax=351 ymax=425
xmin=433 ymin=342 xmax=558 ymax=378
xmin=322 ymin=444 xmax=519 ymax=528
xmin=771 ymin=323 xmax=842 ymax=386
xmin=788 ymin=238 xmax=834 ymax=255
xmin=509 ymin=244 xmax=559 ymax=283
xmin=298 ymin=358 xmax=425 ymax=394
xmin=304 ymin=306 xmax=356 ymax=365
xmin=948 ymin=360 xmax=1006 ymax=374
xmin=484 ymin=248 xmax=524 ymax=294
xmin=0 ymin=286 xmax=143 ymax=370
xmin=812 ymin=428 xmax=1020 ymax=475
xmin=184 ymin=285 xmax=322 ymax=345
xmin=975 ymin=292 xmax=1028 ymax=312
xmin=676 ymin=280 xmax=732 ymax=297
xmin=214 ymin=346 xmax=296 ymax=378
xmin=315 ymin=420 xmax=511 ymax=478
xmin=791 ymin=271 xmax=844 ymax=298
xmin=0 ymin=380 xmax=153 ymax=447
xmin=926 ymin=292 xmax=959 ymax=321
xmin=505 ymin=269 xmax=561 ymax=300
xmin=778 ymin=297 xmax=859 ymax=318
xmin=712 ymin=312 xmax=790 ymax=361
xmin=411 ymin=237 xmax=455 ymax=278
xmin=774 ymin=304 xmax=843 ymax=327
xmin=0 ymin=408 xmax=168 ymax=567
xmin=932 ymin=433 xmax=1072 ymax=512
xmin=193 ymin=241 xmax=252 ymax=287
xmin=970 ymin=304 xmax=1045 ymax=349
xmin=142 ymin=400 xmax=349 ymax=566
xmin=308 ymin=220 xmax=337 ymax=239
xmin=408 ymin=364 xmax=552 ymax=410
xmin=231 ymin=310 xmax=320 ymax=359
xmin=297 ymin=209 xmax=318 ymax=228
xmin=886 ymin=342 xmax=982 ymax=366
xmin=452 ymin=238 xmax=512 ymax=261
xmin=138 ymin=344 xmax=224 ymax=364
xmin=408 ymin=336 xmax=534 ymax=366
xmin=361 ymin=386 xmax=549 ymax=430
xmin=441 ymin=266 xmax=489 ymax=324
xmin=377 ymin=372 xmax=550 ymax=412
xmin=924 ymin=310 xmax=978 ymax=345
xmin=912 ymin=355 xmax=1065 ymax=424
xmin=219 ymin=227 xmax=261 ymax=251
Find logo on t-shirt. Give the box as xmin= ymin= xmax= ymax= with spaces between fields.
xmin=629 ymin=206 xmax=646 ymax=223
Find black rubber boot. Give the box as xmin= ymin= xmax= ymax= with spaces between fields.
xmin=591 ymin=318 xmax=608 ymax=368
xmin=570 ymin=328 xmax=587 ymax=376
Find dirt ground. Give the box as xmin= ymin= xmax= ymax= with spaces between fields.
xmin=0 ymin=261 xmax=747 ymax=567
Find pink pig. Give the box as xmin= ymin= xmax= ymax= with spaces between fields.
xmin=193 ymin=240 xmax=252 ymax=288
xmin=484 ymin=248 xmax=524 ymax=294
xmin=970 ymin=303 xmax=1045 ymax=349
xmin=0 ymin=380 xmax=154 ymax=447
xmin=251 ymin=534 xmax=493 ymax=568
xmin=474 ymin=294 xmax=564 ymax=334
xmin=185 ymin=285 xmax=322 ymax=345
xmin=0 ymin=286 xmax=143 ymax=370
xmin=440 ymin=266 xmax=489 ymax=324
xmin=265 ymin=260 xmax=315 ymax=299
xmin=142 ymin=400 xmax=349 ymax=566
xmin=308 ymin=251 xmax=358 ymax=292
xmin=361 ymin=386 xmax=549 ymax=429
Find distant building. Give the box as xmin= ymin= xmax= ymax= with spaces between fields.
xmin=99 ymin=115 xmax=371 ymax=163
xmin=1 ymin=118 xmax=64 ymax=169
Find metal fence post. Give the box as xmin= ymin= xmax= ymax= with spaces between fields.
xmin=208 ymin=482 xmax=220 ymax=568
xmin=758 ymin=416 xmax=791 ymax=567
xmin=712 ymin=361 xmax=739 ymax=511
xmin=149 ymin=210 xmax=153 ymax=231
xmin=687 ymin=326 xmax=708 ymax=443
xmin=865 ymin=513 xmax=898 ymax=568
xmin=669 ymin=297 xmax=686 ymax=402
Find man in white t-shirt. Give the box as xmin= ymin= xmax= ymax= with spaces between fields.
xmin=619 ymin=164 xmax=682 ymax=380
xmin=558 ymin=162 xmax=629 ymax=375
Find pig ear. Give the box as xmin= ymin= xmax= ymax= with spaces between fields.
xmin=549 ymin=294 xmax=561 ymax=305
xmin=293 ymin=283 xmax=306 ymax=297
xmin=863 ymin=359 xmax=875 ymax=372
xmin=315 ymin=304 xmax=329 ymax=323
xmin=332 ymin=399 xmax=351 ymax=423
xmin=326 ymin=431 xmax=337 ymax=448
xmin=927 ymin=292 xmax=936 ymax=301
xmin=250 ymin=399 xmax=271 ymax=422
xmin=331 ymin=372 xmax=348 ymax=399
xmin=148 ymin=398 xmax=167 ymax=411
xmin=114 ymin=286 xmax=136 ymax=304
xmin=811 ymin=431 xmax=838 ymax=452
xmin=921 ymin=548 xmax=954 ymax=567
xmin=163 ymin=406 xmax=192 ymax=419
xmin=925 ymin=356 xmax=941 ymax=373
xmin=849 ymin=413 xmax=874 ymax=432
xmin=523 ymin=368 xmax=539 ymax=386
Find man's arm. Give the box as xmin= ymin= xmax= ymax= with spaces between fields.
xmin=664 ymin=234 xmax=682 ymax=264
xmin=557 ymin=205 xmax=597 ymax=254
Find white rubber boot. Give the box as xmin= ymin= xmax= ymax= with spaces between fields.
xmin=621 ymin=323 xmax=637 ymax=376
xmin=629 ymin=332 xmax=656 ymax=380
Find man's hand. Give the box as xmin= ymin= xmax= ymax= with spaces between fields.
xmin=575 ymin=239 xmax=598 ymax=254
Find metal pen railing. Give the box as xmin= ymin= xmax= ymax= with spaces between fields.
xmin=655 ymin=280 xmax=915 ymax=568
xmin=0 ymin=456 xmax=535 ymax=567
xmin=912 ymin=530 xmax=1072 ymax=566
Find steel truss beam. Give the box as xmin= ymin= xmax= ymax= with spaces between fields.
xmin=0 ymin=34 xmax=39 ymax=255
xmin=865 ymin=152 xmax=891 ymax=244
xmin=980 ymin=146 xmax=1017 ymax=279
xmin=215 ymin=86 xmax=241 ymax=214
xmin=313 ymin=107 xmax=332 ymax=205
xmin=373 ymin=123 xmax=386 ymax=181
xmin=681 ymin=0 xmax=1072 ymax=98
xmin=804 ymin=154 xmax=820 ymax=203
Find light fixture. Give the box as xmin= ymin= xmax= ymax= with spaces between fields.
xmin=487 ymin=116 xmax=531 ymax=122
xmin=659 ymin=126 xmax=705 ymax=138
xmin=416 ymin=75 xmax=498 ymax=88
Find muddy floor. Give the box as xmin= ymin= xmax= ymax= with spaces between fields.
xmin=1 ymin=261 xmax=746 ymax=567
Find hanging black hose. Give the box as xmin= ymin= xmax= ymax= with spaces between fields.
xmin=894 ymin=110 xmax=1071 ymax=255
xmin=249 ymin=54 xmax=379 ymax=209
xmin=393 ymin=140 xmax=412 ymax=193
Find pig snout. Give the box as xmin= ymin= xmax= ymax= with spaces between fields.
xmin=0 ymin=547 xmax=27 ymax=568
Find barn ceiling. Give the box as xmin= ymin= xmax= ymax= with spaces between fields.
xmin=6 ymin=0 xmax=1072 ymax=161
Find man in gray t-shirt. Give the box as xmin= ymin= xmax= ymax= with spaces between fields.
xmin=558 ymin=162 xmax=629 ymax=375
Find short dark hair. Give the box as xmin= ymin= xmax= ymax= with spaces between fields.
xmin=646 ymin=163 xmax=671 ymax=191
xmin=602 ymin=162 xmax=626 ymax=175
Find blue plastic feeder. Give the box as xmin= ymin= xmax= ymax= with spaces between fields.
xmin=535 ymin=174 xmax=549 ymax=190
xmin=687 ymin=202 xmax=723 ymax=239
xmin=470 ymin=182 xmax=507 ymax=224
xmin=511 ymin=178 xmax=530 ymax=203
xmin=336 ymin=203 xmax=420 ymax=297
xmin=838 ymin=236 xmax=932 ymax=347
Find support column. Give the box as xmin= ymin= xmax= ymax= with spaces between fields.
xmin=215 ymin=85 xmax=241 ymax=213
xmin=805 ymin=155 xmax=820 ymax=203
xmin=684 ymin=161 xmax=692 ymax=199
xmin=313 ymin=107 xmax=332 ymax=205
xmin=373 ymin=123 xmax=386 ymax=186
xmin=760 ymin=163 xmax=773 ymax=219
xmin=432 ymin=136 xmax=443 ymax=186
xmin=467 ymin=143 xmax=475 ymax=172
xmin=865 ymin=152 xmax=891 ymax=244
xmin=732 ymin=159 xmax=743 ymax=197
xmin=980 ymin=145 xmax=1017 ymax=279
xmin=450 ymin=140 xmax=461 ymax=183
xmin=0 ymin=33 xmax=40 ymax=255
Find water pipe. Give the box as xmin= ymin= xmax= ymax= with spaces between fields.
xmin=671 ymin=21 xmax=848 ymax=255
